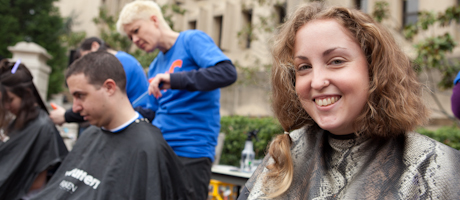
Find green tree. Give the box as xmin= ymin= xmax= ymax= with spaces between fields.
xmin=0 ymin=0 xmax=68 ymax=96
xmin=93 ymin=7 xmax=132 ymax=52
xmin=402 ymin=5 xmax=460 ymax=124
xmin=60 ymin=12 xmax=86 ymax=50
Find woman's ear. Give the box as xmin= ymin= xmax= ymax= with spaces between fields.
xmin=150 ymin=15 xmax=159 ymax=27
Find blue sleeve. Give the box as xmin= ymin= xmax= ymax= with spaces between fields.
xmin=116 ymin=52 xmax=150 ymax=108
xmin=454 ymin=71 xmax=460 ymax=85
xmin=169 ymin=60 xmax=237 ymax=91
xmin=186 ymin=31 xmax=229 ymax=68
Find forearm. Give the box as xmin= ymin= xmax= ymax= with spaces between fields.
xmin=170 ymin=60 xmax=237 ymax=91
xmin=64 ymin=109 xmax=85 ymax=123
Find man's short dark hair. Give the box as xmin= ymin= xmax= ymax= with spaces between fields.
xmin=80 ymin=37 xmax=110 ymax=52
xmin=65 ymin=51 xmax=127 ymax=92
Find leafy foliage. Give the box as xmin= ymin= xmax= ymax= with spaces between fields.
xmin=372 ymin=1 xmax=389 ymax=23
xmin=417 ymin=126 xmax=460 ymax=150
xmin=399 ymin=4 xmax=460 ymax=124
xmin=160 ymin=4 xmax=186 ymax=29
xmin=403 ymin=6 xmax=460 ymax=90
xmin=0 ymin=0 xmax=68 ymax=96
xmin=93 ymin=7 xmax=132 ymax=53
xmin=219 ymin=116 xmax=283 ymax=166
xmin=60 ymin=12 xmax=86 ymax=49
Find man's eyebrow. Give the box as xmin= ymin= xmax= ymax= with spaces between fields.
xmin=72 ymin=91 xmax=84 ymax=96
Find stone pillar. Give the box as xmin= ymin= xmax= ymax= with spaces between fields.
xmin=8 ymin=42 xmax=52 ymax=102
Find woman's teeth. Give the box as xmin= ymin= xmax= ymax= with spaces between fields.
xmin=315 ymin=97 xmax=339 ymax=106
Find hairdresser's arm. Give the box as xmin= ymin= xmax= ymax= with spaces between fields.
xmin=170 ymin=60 xmax=237 ymax=91
xmin=64 ymin=109 xmax=85 ymax=123
xmin=451 ymin=83 xmax=460 ymax=119
xmin=134 ymin=106 xmax=155 ymax=122
xmin=49 ymin=104 xmax=84 ymax=125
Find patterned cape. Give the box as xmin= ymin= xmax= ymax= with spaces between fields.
xmin=239 ymin=127 xmax=460 ymax=199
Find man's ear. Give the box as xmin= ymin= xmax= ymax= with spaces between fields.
xmin=91 ymin=41 xmax=100 ymax=52
xmin=102 ymin=79 xmax=117 ymax=96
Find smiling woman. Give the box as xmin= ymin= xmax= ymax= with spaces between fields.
xmin=238 ymin=2 xmax=460 ymax=200
xmin=294 ymin=19 xmax=369 ymax=135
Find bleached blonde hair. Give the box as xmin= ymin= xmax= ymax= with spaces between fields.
xmin=116 ymin=0 xmax=170 ymax=35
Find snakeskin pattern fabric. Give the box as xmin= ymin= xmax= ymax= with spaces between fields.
xmin=242 ymin=127 xmax=460 ymax=199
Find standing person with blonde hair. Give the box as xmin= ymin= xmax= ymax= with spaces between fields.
xmin=239 ymin=2 xmax=460 ymax=199
xmin=0 ymin=60 xmax=68 ymax=200
xmin=117 ymin=1 xmax=237 ymax=199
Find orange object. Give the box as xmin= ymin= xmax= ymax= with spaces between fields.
xmin=148 ymin=78 xmax=153 ymax=83
xmin=50 ymin=103 xmax=57 ymax=110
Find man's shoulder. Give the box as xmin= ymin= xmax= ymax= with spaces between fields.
xmin=124 ymin=120 xmax=164 ymax=143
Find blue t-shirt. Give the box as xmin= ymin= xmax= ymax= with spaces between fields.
xmin=148 ymin=30 xmax=229 ymax=161
xmin=115 ymin=51 xmax=149 ymax=108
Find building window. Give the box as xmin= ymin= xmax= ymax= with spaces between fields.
xmin=188 ymin=20 xmax=196 ymax=30
xmin=242 ymin=9 xmax=253 ymax=49
xmin=212 ymin=16 xmax=223 ymax=48
xmin=355 ymin=0 xmax=368 ymax=13
xmin=403 ymin=0 xmax=418 ymax=26
xmin=274 ymin=3 xmax=286 ymax=24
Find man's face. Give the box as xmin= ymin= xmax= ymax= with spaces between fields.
xmin=67 ymin=73 xmax=110 ymax=127
xmin=123 ymin=18 xmax=160 ymax=53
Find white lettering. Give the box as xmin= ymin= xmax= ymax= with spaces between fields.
xmin=78 ymin=171 xmax=87 ymax=181
xmin=59 ymin=180 xmax=78 ymax=193
xmin=63 ymin=168 xmax=101 ymax=190
xmin=65 ymin=168 xmax=76 ymax=177
xmin=83 ymin=175 xmax=93 ymax=185
xmin=92 ymin=179 xmax=101 ymax=189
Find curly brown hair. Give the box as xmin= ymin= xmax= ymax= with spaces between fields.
xmin=265 ymin=2 xmax=429 ymax=197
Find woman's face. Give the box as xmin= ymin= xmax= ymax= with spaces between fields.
xmin=5 ymin=91 xmax=21 ymax=116
xmin=294 ymin=19 xmax=369 ymax=135
xmin=123 ymin=16 xmax=161 ymax=53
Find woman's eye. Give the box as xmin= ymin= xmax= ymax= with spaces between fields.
xmin=330 ymin=59 xmax=345 ymax=65
xmin=133 ymin=28 xmax=139 ymax=34
xmin=297 ymin=64 xmax=311 ymax=71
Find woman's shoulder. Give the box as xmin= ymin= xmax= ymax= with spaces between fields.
xmin=404 ymin=131 xmax=460 ymax=154
xmin=402 ymin=132 xmax=460 ymax=175
xmin=33 ymin=109 xmax=59 ymax=129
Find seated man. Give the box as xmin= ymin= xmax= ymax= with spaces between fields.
xmin=32 ymin=51 xmax=193 ymax=200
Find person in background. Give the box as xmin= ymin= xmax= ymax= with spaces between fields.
xmin=32 ymin=51 xmax=193 ymax=200
xmin=0 ymin=59 xmax=68 ymax=200
xmin=49 ymin=37 xmax=153 ymax=129
xmin=451 ymin=72 xmax=460 ymax=119
xmin=239 ymin=2 xmax=460 ymax=199
xmin=116 ymin=1 xmax=237 ymax=199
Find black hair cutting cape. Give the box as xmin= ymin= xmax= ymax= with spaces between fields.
xmin=32 ymin=118 xmax=194 ymax=200
xmin=0 ymin=109 xmax=68 ymax=200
